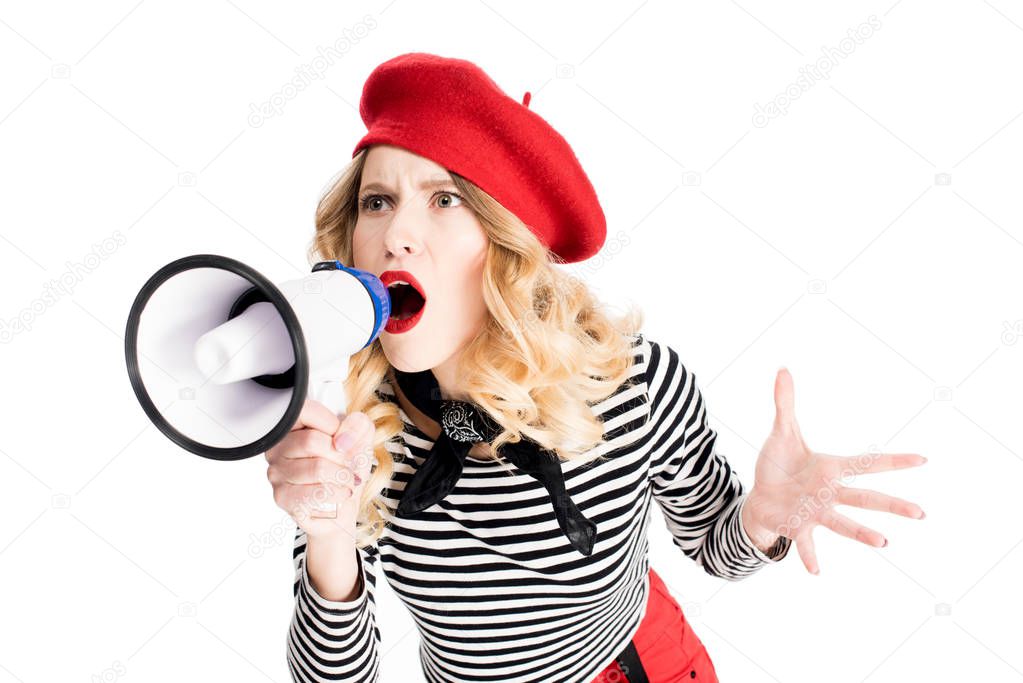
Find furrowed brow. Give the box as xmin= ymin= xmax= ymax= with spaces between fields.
xmin=360 ymin=178 xmax=456 ymax=193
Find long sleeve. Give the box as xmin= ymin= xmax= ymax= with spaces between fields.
xmin=644 ymin=337 xmax=792 ymax=580
xmin=287 ymin=527 xmax=381 ymax=682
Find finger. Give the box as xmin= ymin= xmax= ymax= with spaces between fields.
xmin=269 ymin=456 xmax=341 ymax=487
xmin=314 ymin=417 xmax=375 ymax=481
xmin=278 ymin=482 xmax=358 ymax=527
xmin=795 ymin=527 xmax=819 ymax=575
xmin=839 ymin=452 xmax=927 ymax=474
xmin=346 ymin=422 xmax=376 ymax=485
xmin=276 ymin=429 xmax=348 ymax=465
xmin=773 ymin=366 xmax=796 ymax=432
xmin=283 ymin=455 xmax=360 ymax=488
xmin=819 ymin=509 xmax=886 ymax=548
xmin=291 ymin=398 xmax=344 ymax=434
xmin=835 ymin=486 xmax=925 ymax=519
xmin=333 ymin=411 xmax=374 ymax=449
xmin=328 ymin=420 xmax=376 ymax=488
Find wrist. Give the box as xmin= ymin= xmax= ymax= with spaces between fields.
xmin=741 ymin=489 xmax=783 ymax=554
xmin=305 ymin=533 xmax=362 ymax=602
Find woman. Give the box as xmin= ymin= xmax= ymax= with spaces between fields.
xmin=267 ymin=53 xmax=927 ymax=683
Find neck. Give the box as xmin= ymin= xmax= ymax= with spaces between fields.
xmin=429 ymin=349 xmax=470 ymax=402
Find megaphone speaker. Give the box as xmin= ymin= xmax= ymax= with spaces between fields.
xmin=124 ymin=254 xmax=390 ymax=518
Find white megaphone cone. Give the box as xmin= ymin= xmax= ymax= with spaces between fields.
xmin=125 ymin=254 xmax=391 ymax=519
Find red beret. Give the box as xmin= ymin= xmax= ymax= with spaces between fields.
xmin=351 ymin=52 xmax=606 ymax=264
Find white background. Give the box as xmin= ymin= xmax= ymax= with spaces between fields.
xmin=1 ymin=1 xmax=1021 ymax=681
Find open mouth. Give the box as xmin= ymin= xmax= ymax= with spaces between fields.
xmin=380 ymin=270 xmax=427 ymax=334
xmin=387 ymin=281 xmax=426 ymax=321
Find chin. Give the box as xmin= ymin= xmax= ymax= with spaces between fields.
xmin=379 ymin=338 xmax=430 ymax=374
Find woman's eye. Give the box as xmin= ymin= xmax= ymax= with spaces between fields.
xmin=359 ymin=194 xmax=390 ymax=212
xmin=436 ymin=191 xmax=463 ymax=208
xmin=359 ymin=191 xmax=462 ymax=212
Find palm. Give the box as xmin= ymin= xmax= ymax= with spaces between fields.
xmin=743 ymin=368 xmax=928 ymax=575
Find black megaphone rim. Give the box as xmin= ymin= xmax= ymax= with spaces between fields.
xmin=124 ymin=253 xmax=309 ymax=462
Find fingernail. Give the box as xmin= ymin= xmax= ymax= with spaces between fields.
xmin=334 ymin=431 xmax=355 ymax=452
xmin=882 ymin=538 xmax=888 ymax=547
xmin=918 ymin=510 xmax=926 ymax=519
xmin=812 ymin=568 xmax=819 ymax=575
xmin=353 ymin=473 xmax=362 ymax=486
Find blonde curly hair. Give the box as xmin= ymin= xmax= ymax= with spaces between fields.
xmin=307 ymin=147 xmax=644 ymax=548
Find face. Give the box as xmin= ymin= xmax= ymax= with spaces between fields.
xmin=352 ymin=144 xmax=490 ymax=375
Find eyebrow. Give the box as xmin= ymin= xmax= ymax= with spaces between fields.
xmin=359 ymin=178 xmax=456 ymax=194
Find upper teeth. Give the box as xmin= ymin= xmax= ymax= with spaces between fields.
xmin=389 ymin=280 xmax=409 ymax=287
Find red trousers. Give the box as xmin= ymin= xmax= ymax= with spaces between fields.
xmin=590 ymin=567 xmax=719 ymax=683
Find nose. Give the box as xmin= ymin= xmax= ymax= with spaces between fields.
xmin=382 ymin=196 xmax=423 ymax=258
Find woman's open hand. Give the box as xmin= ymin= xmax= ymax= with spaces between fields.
xmin=741 ymin=367 xmax=927 ymax=575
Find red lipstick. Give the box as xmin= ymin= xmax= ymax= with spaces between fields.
xmin=380 ymin=270 xmax=427 ymax=334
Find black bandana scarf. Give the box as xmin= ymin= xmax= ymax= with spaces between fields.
xmin=391 ymin=367 xmax=597 ymax=556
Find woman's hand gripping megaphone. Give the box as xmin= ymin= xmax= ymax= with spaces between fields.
xmin=265 ymin=399 xmax=375 ymax=540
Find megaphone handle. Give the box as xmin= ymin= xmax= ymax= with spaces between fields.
xmin=310 ymin=375 xmax=347 ymax=417
xmin=308 ymin=376 xmax=349 ymax=520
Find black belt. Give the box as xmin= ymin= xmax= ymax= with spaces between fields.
xmin=615 ymin=639 xmax=649 ymax=683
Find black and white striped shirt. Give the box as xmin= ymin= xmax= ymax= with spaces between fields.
xmin=286 ymin=333 xmax=790 ymax=682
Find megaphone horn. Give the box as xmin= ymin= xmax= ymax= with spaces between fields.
xmin=124 ymin=253 xmax=390 ymax=517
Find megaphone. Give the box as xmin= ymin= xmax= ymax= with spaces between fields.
xmin=124 ymin=254 xmax=390 ymax=517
